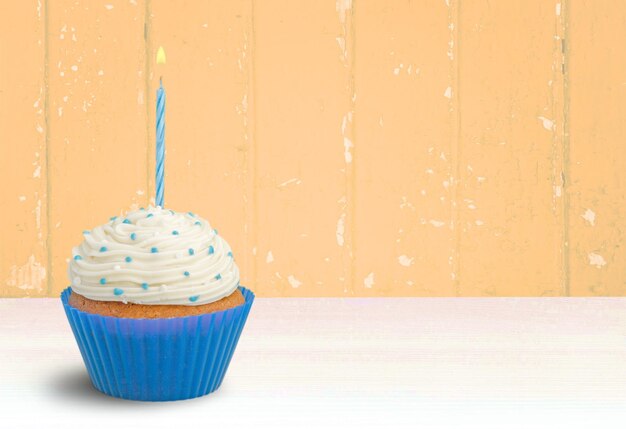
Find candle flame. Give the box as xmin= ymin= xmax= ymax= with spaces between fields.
xmin=156 ymin=46 xmax=166 ymax=65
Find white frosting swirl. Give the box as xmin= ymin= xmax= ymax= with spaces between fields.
xmin=68 ymin=206 xmax=240 ymax=306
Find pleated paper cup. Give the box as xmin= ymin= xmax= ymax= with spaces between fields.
xmin=61 ymin=286 xmax=254 ymax=401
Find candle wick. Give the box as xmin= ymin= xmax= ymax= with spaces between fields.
xmin=159 ymin=76 xmax=163 ymax=86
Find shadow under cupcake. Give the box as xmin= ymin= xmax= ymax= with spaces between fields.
xmin=61 ymin=207 xmax=254 ymax=401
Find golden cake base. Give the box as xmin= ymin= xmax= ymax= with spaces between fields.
xmin=68 ymin=288 xmax=245 ymax=319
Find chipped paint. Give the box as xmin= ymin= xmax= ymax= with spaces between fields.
xmin=336 ymin=0 xmax=352 ymax=65
xmin=3 ymin=1 xmax=624 ymax=299
xmin=6 ymin=255 xmax=46 ymax=293
xmin=582 ymin=209 xmax=596 ymax=226
xmin=343 ymin=137 xmax=353 ymax=163
xmin=336 ymin=214 xmax=346 ymax=246
xmin=398 ymin=255 xmax=414 ymax=267
xmin=287 ymin=275 xmax=302 ymax=288
xmin=400 ymin=196 xmax=415 ymax=210
xmin=537 ymin=116 xmax=555 ymax=131
xmin=588 ymin=253 xmax=606 ymax=268
xmin=364 ymin=272 xmax=374 ymax=288
xmin=336 ymin=37 xmax=347 ymax=62
xmin=341 ymin=112 xmax=354 ymax=163
xmin=278 ymin=178 xmax=302 ymax=188
xmin=336 ymin=0 xmax=352 ymax=24
xmin=34 ymin=198 xmax=41 ymax=233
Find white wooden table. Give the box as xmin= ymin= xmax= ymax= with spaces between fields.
xmin=2 ymin=297 xmax=626 ymax=428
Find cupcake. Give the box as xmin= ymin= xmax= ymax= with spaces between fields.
xmin=61 ymin=206 xmax=254 ymax=401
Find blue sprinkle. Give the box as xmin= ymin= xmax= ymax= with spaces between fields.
xmin=147 ymin=213 xmax=154 ymax=218
xmin=113 ymin=288 xmax=124 ymax=296
xmin=122 ymin=219 xmax=131 ymax=224
xmin=73 ymin=255 xmax=82 ymax=261
xmin=151 ymin=247 xmax=158 ymax=253
xmin=172 ymin=230 xmax=179 ymax=235
xmin=215 ymin=274 xmax=222 ymax=280
xmin=188 ymin=248 xmax=195 ymax=256
xmin=83 ymin=230 xmax=90 ymax=234
xmin=188 ymin=211 xmax=195 ymax=217
xmin=194 ymin=221 xmax=201 ymax=226
xmin=184 ymin=271 xmax=190 ymax=277
xmin=189 ymin=295 xmax=199 ymax=302
xmin=227 ymin=251 xmax=233 ymax=258
xmin=208 ymin=246 xmax=215 ymax=255
xmin=140 ymin=207 xmax=145 ymax=211
xmin=169 ymin=210 xmax=175 ymax=215
xmin=214 ymin=229 xmax=219 ymax=235
xmin=130 ymin=232 xmax=136 ymax=240
xmin=99 ymin=246 xmax=108 ymax=252
xmin=100 ymin=278 xmax=107 ymax=285
xmin=141 ymin=283 xmax=149 ymax=290
xmin=110 ymin=216 xmax=117 ymax=221
xmin=125 ymin=256 xmax=132 ymax=263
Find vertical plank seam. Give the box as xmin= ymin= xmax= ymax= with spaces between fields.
xmin=562 ymin=0 xmax=571 ymax=295
xmin=250 ymin=0 xmax=259 ymax=290
xmin=450 ymin=0 xmax=461 ymax=296
xmin=44 ymin=0 xmax=52 ymax=295
xmin=551 ymin=0 xmax=566 ymax=296
xmin=144 ymin=0 xmax=152 ymax=208
xmin=348 ymin=1 xmax=357 ymax=296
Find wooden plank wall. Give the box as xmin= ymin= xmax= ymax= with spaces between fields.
xmin=568 ymin=1 xmax=626 ymax=295
xmin=0 ymin=2 xmax=47 ymax=297
xmin=1 ymin=0 xmax=624 ymax=297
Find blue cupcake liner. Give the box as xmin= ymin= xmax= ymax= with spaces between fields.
xmin=61 ymin=286 xmax=254 ymax=401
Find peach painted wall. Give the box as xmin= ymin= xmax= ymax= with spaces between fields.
xmin=1 ymin=1 xmax=624 ymax=297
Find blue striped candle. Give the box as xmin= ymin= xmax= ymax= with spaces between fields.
xmin=156 ymin=78 xmax=166 ymax=207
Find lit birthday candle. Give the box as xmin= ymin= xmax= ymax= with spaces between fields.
xmin=155 ymin=46 xmax=166 ymax=208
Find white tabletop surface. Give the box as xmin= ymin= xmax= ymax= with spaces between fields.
xmin=2 ymin=297 xmax=626 ymax=428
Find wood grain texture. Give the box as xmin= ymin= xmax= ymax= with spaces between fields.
xmin=1 ymin=1 xmax=625 ymax=297
xmin=457 ymin=0 xmax=566 ymax=296
xmin=353 ymin=1 xmax=456 ymax=296
xmin=0 ymin=1 xmax=47 ymax=297
xmin=568 ymin=1 xmax=626 ymax=295
xmin=253 ymin=0 xmax=352 ymax=296
xmin=148 ymin=0 xmax=255 ymax=287
xmin=47 ymin=0 xmax=148 ymax=295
